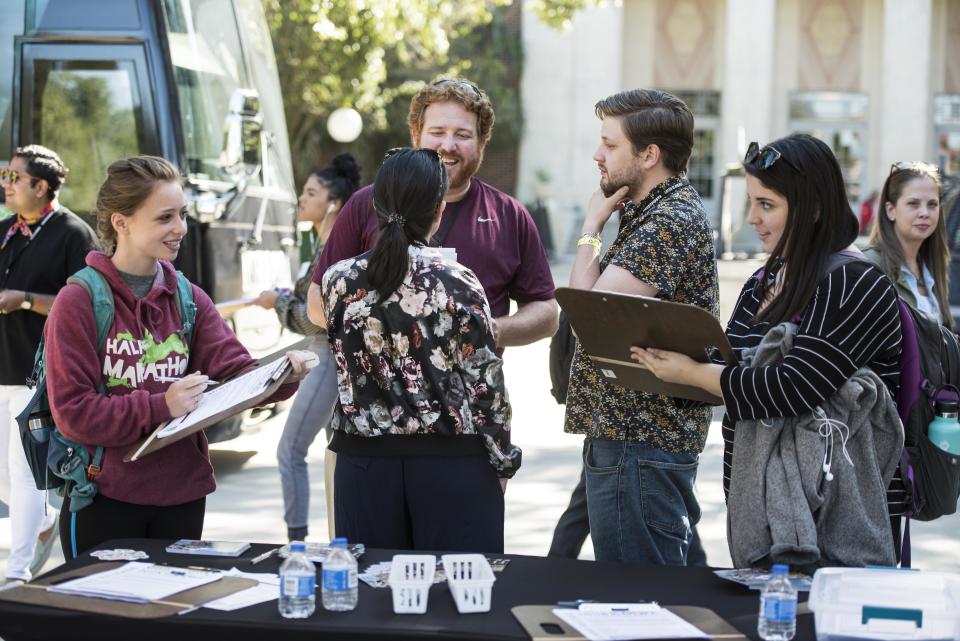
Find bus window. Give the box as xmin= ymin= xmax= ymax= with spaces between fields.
xmin=163 ymin=0 xmax=254 ymax=184
xmin=26 ymin=56 xmax=150 ymax=218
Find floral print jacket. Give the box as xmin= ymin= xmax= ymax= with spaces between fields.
xmin=321 ymin=244 xmax=519 ymax=477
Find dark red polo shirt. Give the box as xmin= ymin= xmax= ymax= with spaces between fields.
xmin=313 ymin=177 xmax=554 ymax=319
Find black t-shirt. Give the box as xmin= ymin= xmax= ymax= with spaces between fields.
xmin=0 ymin=207 xmax=99 ymax=384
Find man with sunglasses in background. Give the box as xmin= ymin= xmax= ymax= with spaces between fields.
xmin=0 ymin=145 xmax=98 ymax=588
xmin=563 ymin=89 xmax=719 ymax=566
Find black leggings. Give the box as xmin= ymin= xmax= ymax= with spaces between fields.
xmin=59 ymin=493 xmax=205 ymax=559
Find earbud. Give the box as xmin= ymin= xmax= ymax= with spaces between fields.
xmin=822 ymin=462 xmax=834 ymax=482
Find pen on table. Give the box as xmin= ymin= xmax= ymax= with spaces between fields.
xmin=155 ymin=376 xmax=221 ymax=387
xmin=250 ymin=547 xmax=280 ymax=565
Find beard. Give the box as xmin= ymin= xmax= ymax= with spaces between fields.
xmin=443 ymin=149 xmax=483 ymax=193
xmin=600 ymin=170 xmax=640 ymax=198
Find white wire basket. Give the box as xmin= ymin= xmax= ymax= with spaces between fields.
xmin=388 ymin=554 xmax=436 ymax=614
xmin=441 ymin=554 xmax=495 ymax=613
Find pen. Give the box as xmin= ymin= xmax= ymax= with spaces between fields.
xmin=250 ymin=547 xmax=280 ymax=565
xmin=155 ymin=376 xmax=220 ymax=387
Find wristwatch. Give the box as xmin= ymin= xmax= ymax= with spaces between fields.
xmin=20 ymin=291 xmax=33 ymax=311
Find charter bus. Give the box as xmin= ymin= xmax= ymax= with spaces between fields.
xmin=1 ymin=0 xmax=302 ymax=439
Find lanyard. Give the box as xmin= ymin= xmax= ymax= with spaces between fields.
xmin=1 ymin=208 xmax=57 ymax=287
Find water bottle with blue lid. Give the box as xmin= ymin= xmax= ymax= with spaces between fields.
xmin=758 ymin=564 xmax=797 ymax=641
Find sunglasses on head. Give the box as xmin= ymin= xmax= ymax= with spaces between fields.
xmin=431 ymin=78 xmax=482 ymax=100
xmin=889 ymin=161 xmax=939 ymax=176
xmin=744 ymin=142 xmax=805 ymax=176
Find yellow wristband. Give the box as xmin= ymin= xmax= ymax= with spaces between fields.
xmin=577 ymin=235 xmax=602 ymax=250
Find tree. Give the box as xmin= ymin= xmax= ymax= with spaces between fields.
xmin=263 ymin=0 xmax=514 ymax=185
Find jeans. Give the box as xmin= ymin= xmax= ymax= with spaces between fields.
xmin=584 ymin=437 xmax=701 ymax=566
xmin=0 ymin=385 xmax=56 ymax=580
xmin=276 ymin=338 xmax=338 ymax=537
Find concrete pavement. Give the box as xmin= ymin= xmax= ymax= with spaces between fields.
xmin=2 ymin=259 xmax=958 ymax=578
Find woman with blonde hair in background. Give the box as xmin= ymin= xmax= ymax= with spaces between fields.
xmin=864 ymin=162 xmax=953 ymax=328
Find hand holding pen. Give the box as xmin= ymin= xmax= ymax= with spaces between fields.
xmin=163 ymin=372 xmax=215 ymax=417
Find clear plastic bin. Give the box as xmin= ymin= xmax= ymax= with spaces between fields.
xmin=808 ymin=567 xmax=960 ymax=640
xmin=441 ymin=554 xmax=495 ymax=614
xmin=388 ymin=554 xmax=436 ymax=614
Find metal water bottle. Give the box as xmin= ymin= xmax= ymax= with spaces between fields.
xmin=928 ymin=398 xmax=960 ymax=454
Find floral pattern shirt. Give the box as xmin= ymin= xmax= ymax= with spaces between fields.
xmin=564 ymin=175 xmax=720 ymax=453
xmin=321 ymin=244 xmax=519 ymax=476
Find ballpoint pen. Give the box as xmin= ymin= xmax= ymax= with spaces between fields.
xmin=249 ymin=547 xmax=281 ymax=565
xmin=155 ymin=376 xmax=221 ymax=387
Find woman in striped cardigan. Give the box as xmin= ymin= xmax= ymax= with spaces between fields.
xmin=631 ymin=133 xmax=906 ymax=563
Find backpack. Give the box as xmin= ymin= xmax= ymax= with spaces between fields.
xmin=16 ymin=266 xmax=196 ymax=512
xmin=829 ymin=252 xmax=960 ymax=564
xmin=548 ymin=312 xmax=577 ymax=404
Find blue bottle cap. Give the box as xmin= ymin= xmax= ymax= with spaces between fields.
xmin=331 ymin=537 xmax=348 ymax=548
xmin=772 ymin=564 xmax=789 ymax=574
xmin=290 ymin=541 xmax=306 ymax=553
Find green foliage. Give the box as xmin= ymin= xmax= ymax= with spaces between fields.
xmin=37 ymin=71 xmax=139 ymax=221
xmin=262 ymin=0 xmax=524 ymax=187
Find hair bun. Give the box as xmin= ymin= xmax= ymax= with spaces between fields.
xmin=332 ymin=153 xmax=361 ymax=187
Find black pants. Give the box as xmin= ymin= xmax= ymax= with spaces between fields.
xmin=548 ymin=466 xmax=589 ymax=558
xmin=334 ymin=453 xmax=504 ymax=553
xmin=60 ymin=493 xmax=205 ymax=559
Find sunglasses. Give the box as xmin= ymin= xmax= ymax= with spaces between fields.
xmin=0 ymin=168 xmax=35 ymax=184
xmin=744 ymin=142 xmax=805 ymax=176
xmin=889 ymin=161 xmax=939 ymax=176
xmin=383 ymin=147 xmax=446 ymax=202
xmin=431 ymin=78 xmax=483 ymax=100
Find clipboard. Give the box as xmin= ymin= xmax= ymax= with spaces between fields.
xmin=123 ymin=357 xmax=293 ymax=462
xmin=0 ymin=562 xmax=257 ymax=619
xmin=511 ymin=605 xmax=749 ymax=640
xmin=555 ymin=287 xmax=736 ymax=405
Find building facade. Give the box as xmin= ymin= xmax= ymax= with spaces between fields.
xmin=518 ymin=0 xmax=960 ymax=252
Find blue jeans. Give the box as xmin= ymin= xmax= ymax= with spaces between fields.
xmin=584 ymin=438 xmax=701 ymax=566
xmin=276 ymin=338 xmax=338 ymax=535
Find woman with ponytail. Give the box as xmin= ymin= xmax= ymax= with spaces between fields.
xmin=251 ymin=153 xmax=361 ymax=543
xmin=307 ymin=148 xmax=519 ymax=553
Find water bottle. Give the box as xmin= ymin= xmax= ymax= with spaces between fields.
xmin=321 ymin=537 xmax=358 ymax=611
xmin=278 ymin=541 xmax=316 ymax=618
xmin=758 ymin=564 xmax=797 ymax=641
xmin=928 ymin=398 xmax=960 ymax=454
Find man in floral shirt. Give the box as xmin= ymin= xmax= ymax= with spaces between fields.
xmin=564 ymin=89 xmax=719 ymax=566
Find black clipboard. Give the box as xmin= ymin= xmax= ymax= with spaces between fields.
xmin=555 ymin=287 xmax=735 ymax=405
xmin=124 ymin=357 xmax=293 ymax=462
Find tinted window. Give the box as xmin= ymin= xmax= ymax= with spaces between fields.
xmin=0 ymin=3 xmax=26 ymax=160
xmin=163 ymin=0 xmax=252 ymax=183
xmin=30 ymin=0 xmax=141 ymax=30
xmin=30 ymin=61 xmax=145 ymax=216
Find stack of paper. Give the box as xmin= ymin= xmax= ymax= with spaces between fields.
xmin=202 ymin=569 xmax=281 ymax=611
xmin=552 ymin=603 xmax=708 ymax=641
xmin=47 ymin=562 xmax=222 ymax=603
xmin=166 ymin=539 xmax=251 ymax=557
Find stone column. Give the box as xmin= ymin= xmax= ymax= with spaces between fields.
xmin=878 ymin=0 xmax=933 ymax=181
xmin=720 ymin=0 xmax=776 ymax=166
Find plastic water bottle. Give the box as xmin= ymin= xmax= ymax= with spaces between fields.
xmin=928 ymin=398 xmax=960 ymax=454
xmin=321 ymin=537 xmax=358 ymax=611
xmin=278 ymin=541 xmax=316 ymax=618
xmin=758 ymin=564 xmax=797 ymax=641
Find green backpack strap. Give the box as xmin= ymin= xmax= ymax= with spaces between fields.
xmin=64 ymin=266 xmax=116 ymax=473
xmin=174 ymin=271 xmax=197 ymax=348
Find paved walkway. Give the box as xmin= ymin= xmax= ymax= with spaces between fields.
xmin=3 ymin=259 xmax=958 ymax=577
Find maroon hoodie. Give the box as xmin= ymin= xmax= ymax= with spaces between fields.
xmin=45 ymin=251 xmax=297 ymax=506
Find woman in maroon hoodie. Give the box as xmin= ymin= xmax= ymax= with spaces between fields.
xmin=44 ymin=156 xmax=313 ymax=557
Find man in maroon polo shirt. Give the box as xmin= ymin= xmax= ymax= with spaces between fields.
xmin=311 ymin=77 xmax=558 ymax=346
